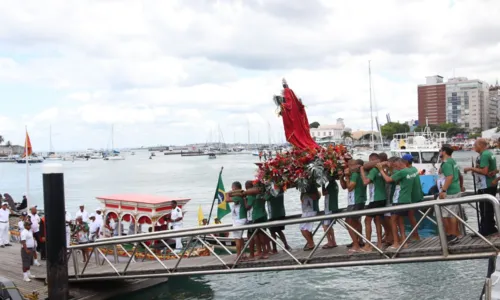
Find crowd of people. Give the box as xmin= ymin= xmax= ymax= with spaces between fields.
xmin=225 ymin=140 xmax=500 ymax=258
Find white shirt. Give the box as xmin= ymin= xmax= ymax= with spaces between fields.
xmin=29 ymin=213 xmax=41 ymax=233
xmin=0 ymin=208 xmax=9 ymax=222
xmin=18 ymin=220 xmax=25 ymax=231
xmin=21 ymin=229 xmax=35 ymax=248
xmin=66 ymin=212 xmax=71 ymax=226
xmin=75 ymin=210 xmax=89 ymax=223
xmin=89 ymin=221 xmax=100 ymax=234
xmin=171 ymin=207 xmax=183 ymax=225
xmin=95 ymin=213 xmax=103 ymax=227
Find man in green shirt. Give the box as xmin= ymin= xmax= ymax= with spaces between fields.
xmin=401 ymin=154 xmax=421 ymax=241
xmin=266 ymin=192 xmax=291 ymax=253
xmin=321 ymin=176 xmax=339 ymax=249
xmin=378 ymin=158 xmax=417 ymax=250
xmin=360 ymin=153 xmax=386 ymax=251
xmin=438 ymin=145 xmax=461 ymax=243
xmin=340 ymin=159 xmax=366 ymax=253
xmin=464 ymin=138 xmax=498 ymax=236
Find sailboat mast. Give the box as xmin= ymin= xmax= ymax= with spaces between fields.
xmin=369 ymin=60 xmax=374 ymax=149
xmin=25 ymin=125 xmax=30 ymax=209
xmin=247 ymin=120 xmax=250 ymax=149
xmin=111 ymin=124 xmax=114 ymax=150
xmin=49 ymin=125 xmax=52 ymax=153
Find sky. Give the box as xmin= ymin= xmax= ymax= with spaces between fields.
xmin=1 ymin=0 xmax=500 ymax=151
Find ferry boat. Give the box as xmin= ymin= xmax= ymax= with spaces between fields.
xmin=390 ymin=126 xmax=446 ymax=175
xmin=93 ymin=194 xmax=210 ymax=260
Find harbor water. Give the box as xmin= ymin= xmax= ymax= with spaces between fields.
xmin=0 ymin=151 xmax=491 ymax=300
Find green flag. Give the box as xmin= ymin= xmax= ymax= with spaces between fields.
xmin=215 ymin=173 xmax=231 ymax=220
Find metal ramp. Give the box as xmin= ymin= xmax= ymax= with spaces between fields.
xmin=65 ymin=195 xmax=500 ymax=282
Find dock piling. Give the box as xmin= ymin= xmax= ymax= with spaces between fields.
xmin=43 ymin=163 xmax=69 ymax=300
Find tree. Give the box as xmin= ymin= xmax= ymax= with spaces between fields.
xmin=0 ymin=135 xmax=4 ymax=145
xmin=341 ymin=131 xmax=352 ymax=143
xmin=309 ymin=121 xmax=320 ymax=129
xmin=380 ymin=122 xmax=410 ymax=140
xmin=6 ymin=141 xmax=12 ymax=147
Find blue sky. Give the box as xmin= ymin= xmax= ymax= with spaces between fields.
xmin=1 ymin=0 xmax=499 ymax=151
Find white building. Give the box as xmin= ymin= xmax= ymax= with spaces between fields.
xmin=310 ymin=118 xmax=351 ymax=141
xmin=490 ymin=83 xmax=500 ymax=127
xmin=445 ymin=77 xmax=490 ymax=130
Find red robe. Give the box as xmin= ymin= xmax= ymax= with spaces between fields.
xmin=281 ymin=88 xmax=319 ymax=150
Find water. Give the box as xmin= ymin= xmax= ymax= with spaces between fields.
xmin=0 ymin=151 xmax=491 ymax=299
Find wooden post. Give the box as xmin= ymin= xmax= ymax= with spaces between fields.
xmin=42 ymin=163 xmax=69 ymax=300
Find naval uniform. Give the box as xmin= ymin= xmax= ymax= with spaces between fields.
xmin=0 ymin=208 xmax=10 ymax=246
xmin=170 ymin=206 xmax=183 ymax=249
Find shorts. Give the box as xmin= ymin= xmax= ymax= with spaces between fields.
xmin=21 ymin=248 xmax=34 ymax=269
xmin=442 ymin=193 xmax=461 ymax=218
xmin=232 ymin=219 xmax=247 ymax=239
xmin=392 ymin=203 xmax=408 ymax=216
xmin=365 ymin=201 xmax=386 ymax=217
xmin=300 ymin=211 xmax=317 ymax=232
xmin=346 ymin=203 xmax=364 ymax=220
xmin=323 ymin=210 xmax=339 ymax=226
xmin=269 ymin=215 xmax=286 ymax=233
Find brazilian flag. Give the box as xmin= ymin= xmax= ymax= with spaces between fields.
xmin=216 ymin=174 xmax=231 ymax=220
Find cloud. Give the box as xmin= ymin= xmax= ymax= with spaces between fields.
xmin=0 ymin=0 xmax=500 ymax=150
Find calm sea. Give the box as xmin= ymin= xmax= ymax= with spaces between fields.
xmin=0 ymin=151 xmax=491 ymax=300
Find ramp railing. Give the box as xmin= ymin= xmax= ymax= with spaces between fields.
xmin=66 ymin=194 xmax=500 ymax=281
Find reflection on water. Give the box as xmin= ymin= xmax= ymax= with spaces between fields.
xmin=0 ymin=150 xmax=493 ymax=299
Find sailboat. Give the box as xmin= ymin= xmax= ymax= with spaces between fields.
xmin=45 ymin=125 xmax=62 ymax=161
xmin=104 ymin=125 xmax=125 ymax=161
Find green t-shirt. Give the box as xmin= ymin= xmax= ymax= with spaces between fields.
xmin=231 ymin=196 xmax=247 ymax=220
xmin=348 ymin=172 xmax=367 ymax=205
xmin=480 ymin=150 xmax=497 ymax=187
xmin=252 ymin=195 xmax=268 ymax=221
xmin=410 ymin=166 xmax=424 ymax=203
xmin=390 ymin=167 xmax=417 ymax=204
xmin=312 ymin=195 xmax=320 ymax=212
xmin=367 ymin=168 xmax=386 ymax=202
xmin=246 ymin=195 xmax=255 ymax=221
xmin=441 ymin=158 xmax=461 ymax=195
xmin=325 ymin=181 xmax=339 ymax=212
xmin=266 ymin=193 xmax=286 ymax=219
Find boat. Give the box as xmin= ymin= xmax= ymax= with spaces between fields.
xmin=0 ymin=155 xmax=17 ymax=163
xmin=390 ymin=121 xmax=445 ymax=175
xmin=151 ymin=152 xmax=156 ymax=156
xmin=91 ymin=194 xmax=210 ymax=260
xmin=131 ymin=151 xmax=135 ymax=156
xmin=104 ymin=125 xmax=125 ymax=161
xmin=16 ymin=156 xmax=44 ymax=164
xmin=45 ymin=125 xmax=63 ymax=160
xmin=208 ymin=153 xmax=216 ymax=159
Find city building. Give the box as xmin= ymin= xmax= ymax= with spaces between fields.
xmin=445 ymin=77 xmax=490 ymax=130
xmin=490 ymin=82 xmax=500 ymax=127
xmin=310 ymin=118 xmax=351 ymax=141
xmin=0 ymin=145 xmax=24 ymax=155
xmin=417 ymin=75 xmax=446 ymax=126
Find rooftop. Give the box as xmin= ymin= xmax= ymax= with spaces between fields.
xmin=96 ymin=194 xmax=191 ymax=204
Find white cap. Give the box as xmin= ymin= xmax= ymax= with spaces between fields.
xmin=95 ymin=207 xmax=102 ymax=212
xmin=30 ymin=205 xmax=37 ymax=209
xmin=79 ymin=203 xmax=85 ymax=207
xmin=89 ymin=213 xmax=96 ymax=218
xmin=1 ymin=202 xmax=7 ymax=206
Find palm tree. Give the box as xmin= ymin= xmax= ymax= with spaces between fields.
xmin=341 ymin=131 xmax=352 ymax=144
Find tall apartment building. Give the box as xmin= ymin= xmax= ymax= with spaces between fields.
xmin=445 ymin=77 xmax=490 ymax=130
xmin=417 ymin=75 xmax=446 ymax=126
xmin=491 ymin=82 xmax=500 ymax=127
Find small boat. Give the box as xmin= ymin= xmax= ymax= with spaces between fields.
xmin=16 ymin=156 xmax=44 ymax=164
xmin=131 ymin=151 xmax=135 ymax=156
xmin=208 ymin=153 xmax=216 ymax=159
xmin=104 ymin=155 xmax=125 ymax=161
xmin=151 ymin=152 xmax=156 ymax=156
xmin=0 ymin=156 xmax=16 ymax=163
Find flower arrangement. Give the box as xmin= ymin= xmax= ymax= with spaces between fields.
xmin=255 ymin=144 xmax=351 ymax=195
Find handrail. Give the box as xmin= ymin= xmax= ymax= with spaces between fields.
xmin=69 ymin=194 xmax=500 ymax=250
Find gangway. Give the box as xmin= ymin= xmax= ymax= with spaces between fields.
xmin=54 ymin=195 xmax=500 ymax=285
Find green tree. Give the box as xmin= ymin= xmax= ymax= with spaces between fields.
xmin=309 ymin=121 xmax=320 ymax=129
xmin=6 ymin=141 xmax=11 ymax=147
xmin=380 ymin=122 xmax=410 ymax=139
xmin=341 ymin=131 xmax=352 ymax=143
xmin=0 ymin=135 xmax=4 ymax=145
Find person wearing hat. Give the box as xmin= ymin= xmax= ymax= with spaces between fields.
xmin=28 ymin=205 xmax=44 ymax=258
xmin=75 ymin=204 xmax=89 ymax=223
xmin=95 ymin=208 xmax=104 ymax=238
xmin=0 ymin=201 xmax=12 ymax=248
xmin=20 ymin=221 xmax=36 ymax=282
xmin=88 ymin=214 xmax=100 ymax=242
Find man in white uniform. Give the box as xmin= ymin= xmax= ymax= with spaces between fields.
xmin=20 ymin=221 xmax=36 ymax=282
xmin=0 ymin=202 xmax=11 ymax=247
xmin=88 ymin=214 xmax=100 ymax=242
xmin=95 ymin=208 xmax=104 ymax=238
xmin=75 ymin=204 xmax=89 ymax=223
xmin=28 ymin=206 xmax=43 ymax=260
xmin=170 ymin=200 xmax=183 ymax=250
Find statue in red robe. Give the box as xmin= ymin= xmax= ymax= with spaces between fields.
xmin=276 ymin=79 xmax=319 ymax=150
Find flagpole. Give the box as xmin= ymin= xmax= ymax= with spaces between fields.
xmin=25 ymin=125 xmax=30 ymax=209
xmin=207 ymin=166 xmax=224 ymax=225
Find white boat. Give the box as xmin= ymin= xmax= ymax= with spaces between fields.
xmin=390 ymin=122 xmax=445 ymax=175
xmin=252 ymin=150 xmax=260 ymax=156
xmin=131 ymin=151 xmax=135 ymax=156
xmin=90 ymin=153 xmax=103 ymax=159
xmin=104 ymin=125 xmax=125 ymax=161
xmin=16 ymin=156 xmax=44 ymax=164
xmin=208 ymin=153 xmax=216 ymax=159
